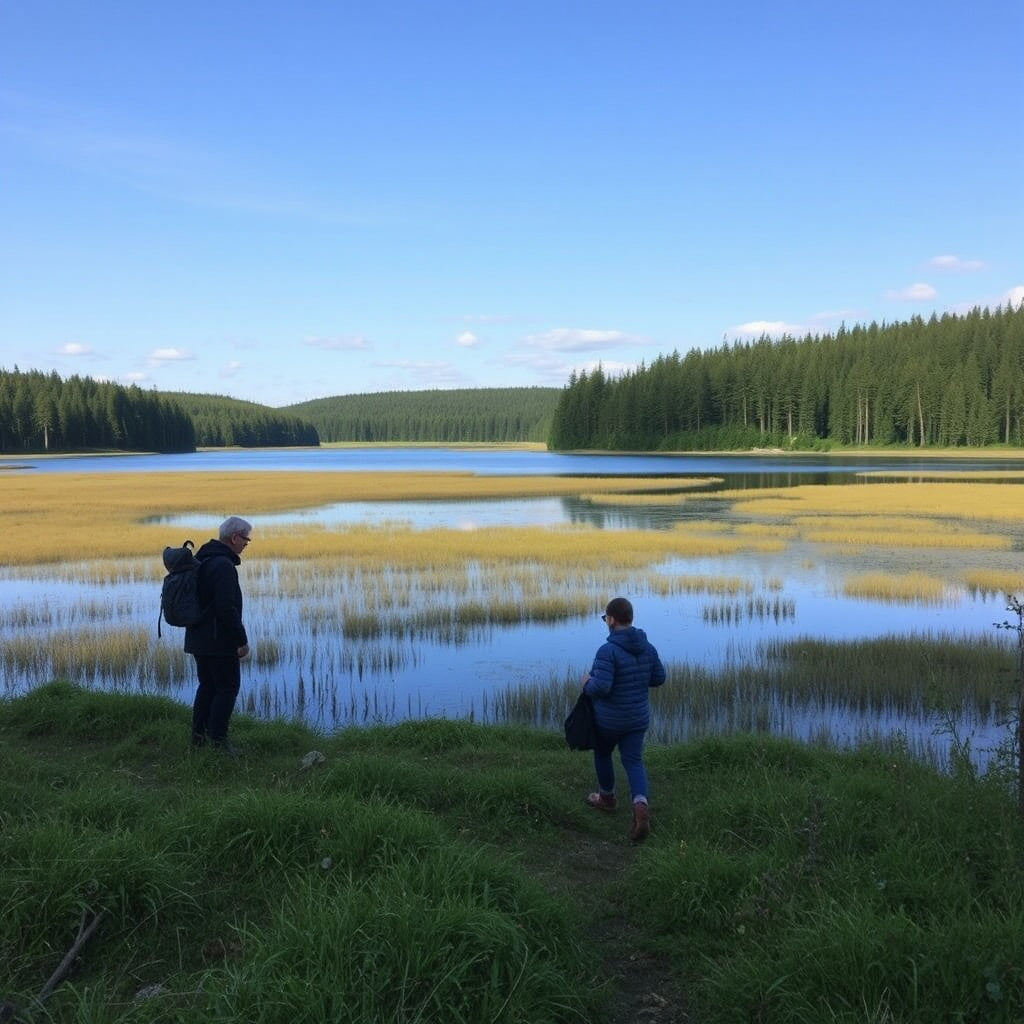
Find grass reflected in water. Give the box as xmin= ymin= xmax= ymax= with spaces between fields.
xmin=2 ymin=470 xmax=1024 ymax=770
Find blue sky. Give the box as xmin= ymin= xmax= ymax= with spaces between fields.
xmin=1 ymin=1 xmax=1022 ymax=408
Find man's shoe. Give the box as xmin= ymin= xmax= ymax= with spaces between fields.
xmin=629 ymin=801 xmax=650 ymax=842
xmin=586 ymin=792 xmax=617 ymax=812
xmin=189 ymin=732 xmax=207 ymax=749
xmin=211 ymin=739 xmax=241 ymax=758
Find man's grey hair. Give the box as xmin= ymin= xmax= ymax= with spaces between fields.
xmin=219 ymin=516 xmax=252 ymax=541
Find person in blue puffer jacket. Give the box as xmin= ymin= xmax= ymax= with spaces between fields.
xmin=581 ymin=596 xmax=666 ymax=841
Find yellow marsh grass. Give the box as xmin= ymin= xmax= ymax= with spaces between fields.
xmin=802 ymin=528 xmax=1006 ymax=549
xmin=733 ymin=523 xmax=800 ymax=539
xmin=580 ymin=479 xmax=722 ymax=504
xmin=717 ymin=481 xmax=1024 ymax=523
xmin=843 ymin=572 xmax=950 ymax=604
xmin=857 ymin=469 xmax=1024 ymax=479
xmin=670 ymin=521 xmax=733 ymax=533
xmin=259 ymin=523 xmax=785 ymax=569
xmin=791 ymin=514 xmax=1005 ymax=549
xmin=0 ymin=471 xmax=688 ymax=566
xmin=793 ymin=515 xmax=935 ymax=532
xmin=0 ymin=626 xmax=189 ymax=683
xmin=962 ymin=569 xmax=1024 ymax=596
xmin=647 ymin=574 xmax=753 ymax=596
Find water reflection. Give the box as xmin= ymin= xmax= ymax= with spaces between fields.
xmin=10 ymin=445 xmax=1024 ymax=479
xmin=5 ymin=446 xmax=1024 ymax=771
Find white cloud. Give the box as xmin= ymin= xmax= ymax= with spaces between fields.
xmin=220 ymin=360 xmax=243 ymax=378
xmin=728 ymin=320 xmax=803 ymax=339
xmin=497 ymin=350 xmax=635 ymax=386
xmin=928 ymin=254 xmax=986 ymax=272
xmin=524 ymin=328 xmax=640 ymax=352
xmin=369 ymin=359 xmax=475 ymax=389
xmin=455 ymin=331 xmax=479 ymax=348
xmin=149 ymin=347 xmax=194 ymax=362
xmin=886 ymin=283 xmax=937 ymax=301
xmin=302 ymin=335 xmax=370 ymax=351
xmin=57 ymin=342 xmax=93 ymax=356
xmin=1007 ymin=285 xmax=1024 ymax=308
xmin=122 ymin=372 xmax=148 ymax=383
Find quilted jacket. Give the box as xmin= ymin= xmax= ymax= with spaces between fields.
xmin=583 ymin=626 xmax=666 ymax=733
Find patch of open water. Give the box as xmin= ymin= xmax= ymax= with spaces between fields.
xmin=3 ymin=447 xmax=1023 ymax=768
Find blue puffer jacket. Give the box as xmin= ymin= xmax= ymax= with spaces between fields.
xmin=583 ymin=626 xmax=666 ymax=733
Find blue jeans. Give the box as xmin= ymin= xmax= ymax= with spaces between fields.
xmin=593 ymin=727 xmax=648 ymax=803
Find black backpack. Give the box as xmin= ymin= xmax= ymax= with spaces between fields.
xmin=159 ymin=540 xmax=207 ymax=637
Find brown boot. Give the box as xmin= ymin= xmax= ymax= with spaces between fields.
xmin=629 ymin=801 xmax=650 ymax=842
xmin=586 ymin=791 xmax=617 ymax=812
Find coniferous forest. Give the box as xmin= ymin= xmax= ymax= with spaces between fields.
xmin=0 ymin=369 xmax=196 ymax=454
xmin=284 ymin=387 xmax=559 ymax=443
xmin=7 ymin=304 xmax=1024 ymax=456
xmin=548 ymin=304 xmax=1024 ymax=451
xmin=167 ymin=393 xmax=320 ymax=448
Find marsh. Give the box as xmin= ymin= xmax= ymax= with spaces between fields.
xmin=2 ymin=447 xmax=1023 ymax=769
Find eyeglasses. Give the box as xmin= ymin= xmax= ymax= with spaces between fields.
xmin=600 ymin=613 xmax=609 ymax=622
xmin=235 ymin=533 xmax=251 ymax=543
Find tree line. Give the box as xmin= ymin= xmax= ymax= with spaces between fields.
xmin=168 ymin=393 xmax=320 ymax=448
xmin=284 ymin=387 xmax=559 ymax=443
xmin=0 ymin=372 xmax=321 ymax=455
xmin=548 ymin=303 xmax=1024 ymax=451
xmin=0 ymin=368 xmax=196 ymax=454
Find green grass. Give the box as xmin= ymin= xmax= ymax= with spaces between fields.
xmin=496 ymin=633 xmax=1021 ymax=769
xmin=2 ymin=682 xmax=1023 ymax=1023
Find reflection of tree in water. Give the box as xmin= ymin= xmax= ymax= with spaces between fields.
xmin=559 ymin=497 xmax=686 ymax=531
xmin=559 ymin=471 xmax=868 ymax=532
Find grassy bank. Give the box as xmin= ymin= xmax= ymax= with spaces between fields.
xmin=2 ymin=683 xmax=1023 ymax=1023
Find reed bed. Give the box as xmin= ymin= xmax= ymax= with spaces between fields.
xmin=962 ymin=569 xmax=1024 ymax=598
xmin=5 ymin=469 xmax=1022 ymax=767
xmin=0 ymin=626 xmax=191 ymax=690
xmin=702 ymin=596 xmax=796 ymax=625
xmin=719 ymin=480 xmax=1024 ymax=525
xmin=802 ymin=526 xmax=1007 ymax=549
xmin=733 ymin=522 xmax=800 ymax=538
xmin=0 ymin=603 xmax=56 ymax=628
xmin=494 ymin=631 xmax=1017 ymax=766
xmin=260 ymin=522 xmax=788 ymax=569
xmin=647 ymin=573 xmax=753 ymax=596
xmin=0 ymin=471 xmax=689 ymax=566
xmin=580 ymin=479 xmax=722 ymax=504
xmin=842 ymin=572 xmax=952 ymax=604
xmin=858 ymin=467 xmax=1024 ymax=478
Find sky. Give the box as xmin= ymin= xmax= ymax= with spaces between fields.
xmin=1 ymin=1 xmax=1022 ymax=408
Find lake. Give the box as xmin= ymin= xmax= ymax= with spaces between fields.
xmin=3 ymin=446 xmax=1023 ymax=765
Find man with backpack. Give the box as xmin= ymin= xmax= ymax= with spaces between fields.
xmin=186 ymin=516 xmax=252 ymax=755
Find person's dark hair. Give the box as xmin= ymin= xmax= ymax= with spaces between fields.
xmin=605 ymin=596 xmax=634 ymax=624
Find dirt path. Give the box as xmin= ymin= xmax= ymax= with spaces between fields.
xmin=532 ymin=820 xmax=691 ymax=1024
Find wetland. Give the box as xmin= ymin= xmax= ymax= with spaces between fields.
xmin=3 ymin=446 xmax=1024 ymax=770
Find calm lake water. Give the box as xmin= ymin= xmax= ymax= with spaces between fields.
xmin=4 ymin=446 xmax=1023 ymax=765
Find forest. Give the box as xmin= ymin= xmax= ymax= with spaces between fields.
xmin=284 ymin=387 xmax=559 ymax=443
xmin=0 ymin=369 xmax=196 ymax=454
xmin=548 ymin=303 xmax=1024 ymax=451
xmin=167 ymin=392 xmax=320 ymax=448
xmin=0 ymin=373 xmax=319 ymax=454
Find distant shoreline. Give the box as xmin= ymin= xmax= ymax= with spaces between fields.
xmin=5 ymin=442 xmax=1024 ymax=465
